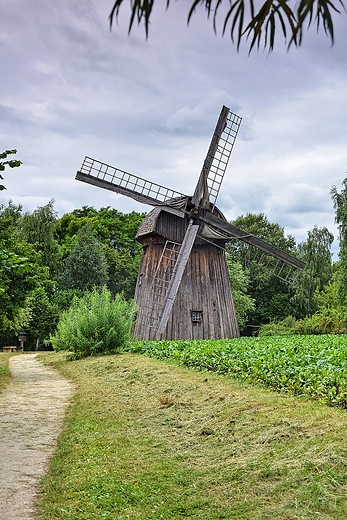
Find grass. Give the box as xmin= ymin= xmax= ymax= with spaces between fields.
xmin=36 ymin=351 xmax=347 ymax=519
xmin=0 ymin=352 xmax=12 ymax=393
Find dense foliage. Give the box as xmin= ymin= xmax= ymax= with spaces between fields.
xmin=0 ymin=200 xmax=144 ymax=349
xmin=331 ymin=179 xmax=347 ymax=304
xmin=51 ymin=287 xmax=136 ymax=359
xmin=128 ymin=334 xmax=347 ymax=408
xmin=1 ymin=172 xmax=347 ymax=348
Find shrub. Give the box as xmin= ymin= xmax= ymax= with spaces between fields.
xmin=296 ymin=312 xmax=347 ymax=335
xmin=259 ymin=313 xmax=347 ymax=337
xmin=51 ymin=286 xmax=136 ymax=359
xmin=258 ymin=316 xmax=298 ymax=336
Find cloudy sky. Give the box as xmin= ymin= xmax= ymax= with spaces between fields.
xmin=2 ymin=1 xmax=347 ymax=255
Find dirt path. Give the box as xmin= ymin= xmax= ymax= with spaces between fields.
xmin=0 ymin=354 xmax=73 ymax=520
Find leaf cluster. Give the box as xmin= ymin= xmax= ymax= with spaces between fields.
xmin=0 ymin=149 xmax=22 ymax=191
xmin=109 ymin=0 xmax=346 ymax=53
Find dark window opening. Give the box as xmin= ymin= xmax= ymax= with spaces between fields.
xmin=191 ymin=310 xmax=203 ymax=323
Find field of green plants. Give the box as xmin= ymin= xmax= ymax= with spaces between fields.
xmin=128 ymin=334 xmax=347 ymax=408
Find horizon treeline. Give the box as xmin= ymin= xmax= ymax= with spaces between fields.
xmin=1 ymin=177 xmax=347 ymax=348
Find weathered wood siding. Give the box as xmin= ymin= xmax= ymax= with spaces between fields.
xmin=134 ymin=236 xmax=239 ymax=340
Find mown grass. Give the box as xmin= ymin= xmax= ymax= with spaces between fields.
xmin=0 ymin=352 xmax=11 ymax=393
xmin=37 ymin=351 xmax=347 ymax=519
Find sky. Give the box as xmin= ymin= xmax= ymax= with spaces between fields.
xmin=1 ymin=1 xmax=347 ymax=256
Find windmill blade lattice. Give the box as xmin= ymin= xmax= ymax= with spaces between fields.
xmin=192 ymin=107 xmax=242 ymax=208
xmin=156 ymin=220 xmax=199 ymax=333
xmin=200 ymin=212 xmax=305 ymax=271
xmin=76 ymin=156 xmax=186 ymax=207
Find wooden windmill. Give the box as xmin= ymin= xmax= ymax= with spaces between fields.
xmin=76 ymin=105 xmax=304 ymax=340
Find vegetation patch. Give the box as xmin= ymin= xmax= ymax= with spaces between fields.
xmin=0 ymin=352 xmax=11 ymax=393
xmin=128 ymin=335 xmax=347 ymax=408
xmin=51 ymin=287 xmax=136 ymax=359
xmin=37 ymin=351 xmax=347 ymax=519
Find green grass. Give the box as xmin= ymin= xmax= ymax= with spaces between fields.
xmin=37 ymin=350 xmax=347 ymax=519
xmin=0 ymin=352 xmax=11 ymax=393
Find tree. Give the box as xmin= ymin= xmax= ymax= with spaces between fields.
xmin=226 ymin=255 xmax=255 ymax=330
xmin=55 ymin=206 xmax=145 ymax=298
xmin=0 ymin=150 xmax=22 ymax=191
xmin=109 ymin=0 xmax=346 ymax=53
xmin=227 ymin=213 xmax=297 ymax=331
xmin=331 ymin=177 xmax=347 ymax=304
xmin=291 ymin=225 xmax=334 ymax=317
xmin=18 ymin=200 xmax=61 ymax=277
xmin=0 ymin=203 xmax=40 ymax=343
xmin=59 ymin=224 xmax=109 ymax=291
xmin=18 ymin=286 xmax=60 ymax=350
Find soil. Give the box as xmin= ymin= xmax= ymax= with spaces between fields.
xmin=0 ymin=354 xmax=73 ymax=520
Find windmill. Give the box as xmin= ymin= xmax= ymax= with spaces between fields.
xmin=76 ymin=105 xmax=304 ymax=340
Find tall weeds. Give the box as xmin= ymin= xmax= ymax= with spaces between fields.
xmin=51 ymin=286 xmax=136 ymax=359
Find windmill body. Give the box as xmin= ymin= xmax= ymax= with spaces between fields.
xmin=133 ymin=204 xmax=239 ymax=340
xmin=75 ymin=106 xmax=304 ymax=340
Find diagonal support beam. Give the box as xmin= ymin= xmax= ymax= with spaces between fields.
xmin=156 ymin=220 xmax=199 ymax=334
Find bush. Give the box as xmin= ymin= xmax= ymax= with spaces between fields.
xmin=259 ymin=312 xmax=347 ymax=337
xmin=51 ymin=287 xmax=136 ymax=359
xmin=296 ymin=312 xmax=347 ymax=335
xmin=258 ymin=316 xmax=298 ymax=336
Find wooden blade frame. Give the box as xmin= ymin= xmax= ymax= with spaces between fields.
xmin=192 ymin=106 xmax=242 ymax=209
xmin=201 ymin=212 xmax=305 ymax=271
xmin=76 ymin=156 xmax=186 ymax=207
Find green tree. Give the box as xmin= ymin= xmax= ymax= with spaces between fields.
xmin=110 ymin=0 xmax=345 ymax=53
xmin=331 ymin=177 xmax=347 ymax=304
xmin=55 ymin=206 xmax=144 ymax=298
xmin=291 ymin=226 xmax=334 ymax=317
xmin=0 ymin=202 xmax=50 ymax=345
xmin=18 ymin=200 xmax=61 ymax=277
xmin=0 ymin=149 xmax=22 ymax=191
xmin=228 ymin=213 xmax=297 ymax=331
xmin=18 ymin=286 xmax=60 ymax=350
xmin=226 ymin=255 xmax=255 ymax=330
xmin=59 ymin=224 xmax=108 ymax=291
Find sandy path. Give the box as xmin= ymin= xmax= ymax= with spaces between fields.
xmin=0 ymin=354 xmax=73 ymax=520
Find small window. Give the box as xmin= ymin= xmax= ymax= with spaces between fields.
xmin=191 ymin=310 xmax=203 ymax=323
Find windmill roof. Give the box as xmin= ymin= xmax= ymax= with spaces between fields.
xmin=136 ymin=207 xmax=162 ymax=238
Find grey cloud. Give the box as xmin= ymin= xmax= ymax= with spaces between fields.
xmin=1 ymin=0 xmax=346 ymax=253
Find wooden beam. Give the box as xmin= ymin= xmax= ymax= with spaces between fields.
xmin=76 ymin=171 xmax=186 ymax=216
xmin=191 ymin=105 xmax=230 ymax=207
xmin=201 ymin=212 xmax=305 ymax=270
xmin=156 ymin=221 xmax=199 ymax=333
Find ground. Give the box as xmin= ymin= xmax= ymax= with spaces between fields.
xmin=0 ymin=354 xmax=72 ymax=520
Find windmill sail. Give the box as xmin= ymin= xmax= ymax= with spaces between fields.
xmin=192 ymin=106 xmax=242 ymax=208
xmin=201 ymin=212 xmax=305 ymax=271
xmin=153 ymin=107 xmax=242 ymax=334
xmin=138 ymin=240 xmax=182 ymax=333
xmin=76 ymin=156 xmax=187 ymax=208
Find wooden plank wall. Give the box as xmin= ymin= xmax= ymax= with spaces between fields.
xmin=134 ymin=237 xmax=239 ymax=341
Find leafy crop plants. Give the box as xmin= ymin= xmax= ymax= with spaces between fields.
xmin=129 ymin=335 xmax=347 ymax=408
